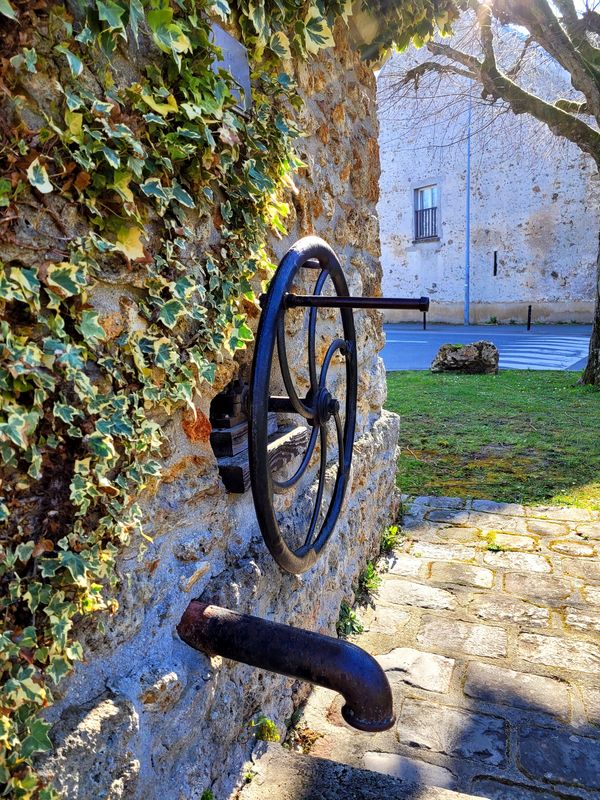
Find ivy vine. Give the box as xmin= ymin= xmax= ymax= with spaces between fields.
xmin=0 ymin=0 xmax=456 ymax=796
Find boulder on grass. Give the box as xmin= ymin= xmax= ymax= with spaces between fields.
xmin=430 ymin=341 xmax=499 ymax=374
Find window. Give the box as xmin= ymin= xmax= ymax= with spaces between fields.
xmin=414 ymin=185 xmax=439 ymax=241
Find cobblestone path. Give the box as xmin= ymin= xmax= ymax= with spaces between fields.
xmin=298 ymin=496 xmax=600 ymax=799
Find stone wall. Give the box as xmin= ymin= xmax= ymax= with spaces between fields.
xmin=37 ymin=23 xmax=399 ymax=800
xmin=376 ymin=28 xmax=600 ymax=324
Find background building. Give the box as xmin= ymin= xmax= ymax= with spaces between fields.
xmin=377 ymin=26 xmax=600 ymax=324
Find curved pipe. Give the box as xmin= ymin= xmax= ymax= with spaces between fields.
xmin=177 ymin=601 xmax=395 ymax=733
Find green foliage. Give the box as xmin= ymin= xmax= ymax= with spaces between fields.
xmin=250 ymin=714 xmax=280 ymax=742
xmin=336 ymin=601 xmax=364 ymax=638
xmin=380 ymin=523 xmax=401 ymax=553
xmin=200 ymin=791 xmax=215 ymax=800
xmin=0 ymin=0 xmax=458 ymax=795
xmin=386 ymin=370 xmax=600 ymax=508
xmin=357 ymin=560 xmax=382 ymax=597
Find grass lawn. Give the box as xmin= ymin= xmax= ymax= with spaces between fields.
xmin=385 ymin=370 xmax=600 ymax=510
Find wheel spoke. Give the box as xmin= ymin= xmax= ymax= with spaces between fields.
xmin=272 ymin=423 xmax=319 ymax=494
xmin=277 ymin=312 xmax=313 ymax=419
xmin=319 ymin=338 xmax=347 ymax=389
xmin=303 ymin=424 xmax=327 ymax=549
xmin=308 ymin=270 xmax=329 ymax=391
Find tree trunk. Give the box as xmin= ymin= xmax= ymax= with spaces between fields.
xmin=581 ymin=231 xmax=600 ymax=387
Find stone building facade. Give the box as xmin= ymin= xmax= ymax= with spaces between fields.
xmin=376 ymin=32 xmax=600 ymax=324
xmin=35 ymin=22 xmax=399 ymax=800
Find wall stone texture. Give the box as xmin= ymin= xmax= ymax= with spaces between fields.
xmin=35 ymin=22 xmax=399 ymax=800
xmin=376 ymin=27 xmax=600 ymax=324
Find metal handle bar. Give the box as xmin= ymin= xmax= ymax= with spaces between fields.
xmin=283 ymin=294 xmax=430 ymax=312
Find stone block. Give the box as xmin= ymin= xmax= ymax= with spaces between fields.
xmin=464 ymin=662 xmax=570 ymax=719
xmin=430 ymin=562 xmax=494 ymax=589
xmin=526 ymin=506 xmax=594 ymax=522
xmin=483 ymin=552 xmax=551 ymax=573
xmin=398 ymin=698 xmax=507 ymax=766
xmin=417 ymin=616 xmax=508 ymax=658
xmin=517 ymin=633 xmax=600 ymax=673
xmin=377 ymin=647 xmax=455 ymax=693
xmin=526 ymin=519 xmax=570 ymax=537
xmin=362 ymin=603 xmax=411 ymax=634
xmin=411 ymin=542 xmax=475 ymax=561
xmin=583 ymin=585 xmax=600 ymax=605
xmin=469 ymin=594 xmax=549 ymax=628
xmin=436 ymin=527 xmax=482 ymax=544
xmin=362 ymin=751 xmax=455 ymax=788
xmin=582 ymin=687 xmax=600 ymax=726
xmin=387 ymin=553 xmax=425 ymax=578
xmin=426 ymin=509 xmax=472 ymax=525
xmin=469 ymin=513 xmax=528 ymax=534
xmin=549 ymin=540 xmax=596 ymax=557
xmin=518 ymin=725 xmax=600 ymax=789
xmin=482 ymin=532 xmax=537 ymax=551
xmin=564 ymin=606 xmax=600 ymax=633
xmin=471 ymin=778 xmax=571 ymax=800
xmin=576 ymin=522 xmax=600 ymax=539
xmin=561 ymin=557 xmax=600 ymax=580
xmin=380 ymin=578 xmax=457 ymax=610
xmin=412 ymin=496 xmax=467 ymax=510
xmin=471 ymin=500 xmax=525 ymax=516
xmin=503 ymin=573 xmax=572 ymax=606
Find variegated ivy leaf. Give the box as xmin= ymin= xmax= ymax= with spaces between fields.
xmin=20 ymin=718 xmax=53 ymax=758
xmin=304 ymin=6 xmax=335 ymax=53
xmin=114 ymin=224 xmax=146 ymax=260
xmin=140 ymin=178 xmax=169 ymax=201
xmin=141 ymin=92 xmax=178 ymax=116
xmin=78 ymin=311 xmax=106 ymax=343
xmin=153 ymin=337 xmax=178 ymax=368
xmin=270 ymin=31 xmax=291 ymax=59
xmin=171 ymin=183 xmax=195 ymax=208
xmin=26 ymin=158 xmax=53 ymax=194
xmin=45 ymin=262 xmax=87 ymax=298
xmin=210 ymin=0 xmax=230 ymax=21
xmin=102 ymin=146 xmax=120 ymax=168
xmin=0 ymin=0 xmax=17 ymax=20
xmin=158 ymin=298 xmax=185 ymax=329
xmin=129 ymin=0 xmax=144 ymax=44
xmin=55 ymin=44 xmax=83 ymax=77
xmin=96 ymin=0 xmax=126 ymax=32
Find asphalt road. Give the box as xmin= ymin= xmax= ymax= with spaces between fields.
xmin=381 ymin=323 xmax=592 ymax=372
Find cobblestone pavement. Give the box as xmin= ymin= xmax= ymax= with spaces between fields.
xmin=298 ymin=496 xmax=600 ymax=800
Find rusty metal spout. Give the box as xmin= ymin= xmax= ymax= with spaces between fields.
xmin=177 ymin=601 xmax=395 ymax=733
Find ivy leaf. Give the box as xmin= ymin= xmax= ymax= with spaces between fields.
xmin=114 ymin=224 xmax=145 ymax=260
xmin=27 ymin=158 xmax=53 ymax=194
xmin=304 ymin=6 xmax=335 ymax=53
xmin=141 ymin=92 xmax=178 ymax=116
xmin=158 ymin=299 xmax=185 ymax=329
xmin=55 ymin=45 xmax=83 ymax=77
xmin=129 ymin=0 xmax=144 ymax=43
xmin=78 ymin=311 xmax=107 ymax=343
xmin=96 ymin=0 xmax=126 ymax=31
xmin=112 ymin=170 xmax=134 ymax=203
xmin=20 ymin=718 xmax=53 ymax=758
xmin=153 ymin=337 xmax=177 ymax=367
xmin=102 ymin=146 xmax=120 ymax=168
xmin=210 ymin=0 xmax=230 ymax=20
xmin=270 ymin=31 xmax=291 ymax=59
xmin=140 ymin=178 xmax=169 ymax=201
xmin=45 ymin=262 xmax=87 ymax=298
xmin=46 ymin=655 xmax=72 ymax=685
xmin=171 ymin=183 xmax=195 ymax=209
xmin=0 ymin=0 xmax=17 ymax=20
xmin=58 ymin=551 xmax=88 ymax=586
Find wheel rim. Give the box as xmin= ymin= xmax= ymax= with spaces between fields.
xmin=248 ymin=236 xmax=357 ymax=574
